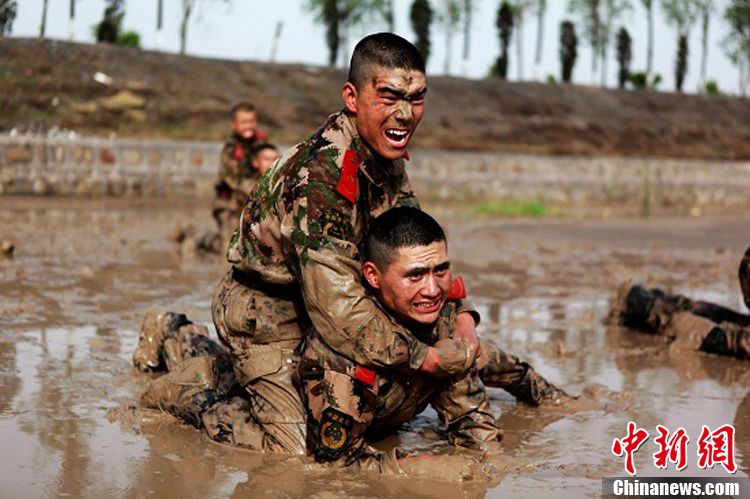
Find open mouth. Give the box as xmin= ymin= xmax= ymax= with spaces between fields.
xmin=384 ymin=128 xmax=410 ymax=148
xmin=414 ymin=297 xmax=442 ymax=314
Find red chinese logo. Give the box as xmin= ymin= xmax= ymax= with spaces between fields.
xmin=653 ymin=425 xmax=689 ymax=471
xmin=612 ymin=421 xmax=650 ymax=475
xmin=697 ymin=424 xmax=737 ymax=474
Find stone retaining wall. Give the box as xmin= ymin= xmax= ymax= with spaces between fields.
xmin=2 ymin=135 xmax=749 ymax=209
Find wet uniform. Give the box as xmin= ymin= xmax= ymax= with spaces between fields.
xmin=297 ymin=300 xmax=500 ymax=472
xmin=609 ymin=246 xmax=750 ymax=360
xmin=212 ymin=131 xmax=268 ymax=250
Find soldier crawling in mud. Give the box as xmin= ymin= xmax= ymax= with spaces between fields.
xmin=133 ymin=207 xmax=564 ymax=473
xmin=134 ymin=33 xmax=568 ymax=464
xmin=608 ymin=246 xmax=750 ymax=360
xmin=211 ymin=102 xmax=272 ymax=251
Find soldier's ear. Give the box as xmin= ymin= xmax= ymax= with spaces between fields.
xmin=362 ymin=261 xmax=381 ymax=289
xmin=342 ymin=82 xmax=358 ymax=114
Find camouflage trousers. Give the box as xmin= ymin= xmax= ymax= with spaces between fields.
xmin=297 ymin=332 xmax=501 ymax=471
xmin=209 ymin=269 xmax=308 ymax=455
xmin=610 ymin=283 xmax=750 ymax=360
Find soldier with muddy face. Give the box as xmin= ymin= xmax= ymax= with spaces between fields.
xmin=136 ymin=33 xmax=567 ymax=457
xmin=212 ymin=102 xmax=270 ymax=252
xmin=298 ymin=207 xmax=501 ymax=472
xmin=608 ymin=247 xmax=750 ymax=359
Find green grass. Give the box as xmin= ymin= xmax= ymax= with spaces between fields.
xmin=472 ymin=199 xmax=547 ymax=217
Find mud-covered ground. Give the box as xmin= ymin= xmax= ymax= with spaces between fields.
xmin=1 ymin=197 xmax=748 ymax=498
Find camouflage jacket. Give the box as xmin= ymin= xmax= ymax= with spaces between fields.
xmin=215 ymin=132 xmax=266 ymax=210
xmin=227 ymin=110 xmax=430 ymax=369
xmin=302 ymin=300 xmax=500 ymax=448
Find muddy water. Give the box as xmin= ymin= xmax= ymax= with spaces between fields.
xmin=1 ymin=198 xmax=748 ymax=498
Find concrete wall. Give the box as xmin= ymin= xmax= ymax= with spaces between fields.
xmin=2 ymin=135 xmax=750 ymax=209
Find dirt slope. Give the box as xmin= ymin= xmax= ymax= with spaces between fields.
xmin=2 ymin=38 xmax=750 ymax=159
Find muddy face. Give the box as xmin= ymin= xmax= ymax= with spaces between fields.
xmin=1 ymin=198 xmax=748 ymax=497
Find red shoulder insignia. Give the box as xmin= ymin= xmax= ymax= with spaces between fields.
xmin=255 ymin=130 xmax=268 ymax=141
xmin=402 ymin=150 xmax=410 ymax=161
xmin=354 ymin=366 xmax=376 ymax=387
xmin=336 ymin=150 xmax=359 ymax=203
xmin=447 ymin=276 xmax=466 ymax=300
xmin=233 ymin=144 xmax=244 ymax=161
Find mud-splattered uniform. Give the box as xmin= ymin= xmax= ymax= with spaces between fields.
xmin=297 ymin=300 xmax=501 ymax=471
xmin=609 ymin=280 xmax=750 ymax=360
xmin=212 ymin=131 xmax=268 ymax=249
xmin=210 ymin=109 xmax=440 ymax=455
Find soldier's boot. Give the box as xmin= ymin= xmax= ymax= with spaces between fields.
xmin=609 ymin=283 xmax=685 ymax=335
xmin=139 ymin=356 xmax=221 ymax=428
xmin=667 ymin=312 xmax=719 ymax=352
xmin=133 ymin=309 xmax=191 ymax=371
xmin=700 ymin=322 xmax=750 ymax=360
xmin=502 ymin=363 xmax=571 ymax=407
xmin=739 ymin=246 xmax=750 ymax=312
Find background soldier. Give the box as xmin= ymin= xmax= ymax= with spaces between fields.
xmin=608 ymin=247 xmax=750 ymax=360
xmin=213 ymin=102 xmax=269 ymax=251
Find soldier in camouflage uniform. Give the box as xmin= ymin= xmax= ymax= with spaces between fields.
xmin=213 ymin=102 xmax=270 ymax=251
xmin=298 ymin=207 xmax=501 ymax=472
xmin=141 ymin=33 xmax=565 ymax=457
xmin=608 ymin=246 xmax=750 ymax=360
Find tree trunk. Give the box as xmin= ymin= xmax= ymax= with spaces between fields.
xmin=444 ymin=25 xmax=453 ymax=75
xmin=461 ymin=0 xmax=472 ymax=76
xmin=270 ymin=21 xmax=283 ymax=62
xmin=39 ymin=0 xmax=49 ymax=38
xmin=533 ymin=0 xmax=546 ymax=81
xmin=601 ymin=38 xmax=608 ymax=87
xmin=69 ymin=0 xmax=76 ymax=40
xmin=698 ymin=5 xmax=709 ymax=90
xmin=516 ymin=12 xmax=524 ymax=81
xmin=180 ymin=1 xmax=193 ymax=55
xmin=646 ymin=1 xmax=653 ymax=75
xmin=156 ymin=0 xmax=164 ymax=50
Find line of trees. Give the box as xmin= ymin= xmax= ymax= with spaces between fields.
xmin=4 ymin=0 xmax=749 ymax=95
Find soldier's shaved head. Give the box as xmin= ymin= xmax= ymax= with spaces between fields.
xmin=365 ymin=207 xmax=446 ymax=271
xmin=348 ymin=33 xmax=426 ymax=89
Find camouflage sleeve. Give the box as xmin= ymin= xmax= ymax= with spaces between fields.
xmin=454 ymin=298 xmax=481 ymax=326
xmin=394 ymin=170 xmax=420 ymax=209
xmin=285 ymin=158 xmax=428 ymax=370
xmin=217 ymin=144 xmax=243 ymax=193
xmin=431 ymin=370 xmax=501 ymax=448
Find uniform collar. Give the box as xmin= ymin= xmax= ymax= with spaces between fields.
xmin=339 ymin=110 xmax=398 ymax=188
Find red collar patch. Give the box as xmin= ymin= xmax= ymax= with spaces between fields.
xmin=354 ymin=366 xmax=376 ymax=387
xmin=233 ymin=144 xmax=244 ymax=161
xmin=447 ymin=276 xmax=467 ymax=300
xmin=336 ymin=150 xmax=359 ymax=203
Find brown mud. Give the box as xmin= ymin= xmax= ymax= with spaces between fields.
xmin=1 ymin=197 xmax=749 ymax=498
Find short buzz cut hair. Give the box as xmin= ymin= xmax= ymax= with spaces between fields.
xmin=250 ymin=142 xmax=277 ymax=158
xmin=348 ymin=33 xmax=426 ymax=89
xmin=230 ymin=101 xmax=256 ymax=118
xmin=365 ymin=207 xmax=446 ymax=270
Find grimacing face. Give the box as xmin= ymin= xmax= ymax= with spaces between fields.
xmin=252 ymin=148 xmax=279 ymax=175
xmin=342 ymin=66 xmax=426 ymax=160
xmin=231 ymin=110 xmax=258 ymax=140
xmin=363 ymin=241 xmax=451 ymax=326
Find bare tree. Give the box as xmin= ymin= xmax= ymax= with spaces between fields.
xmin=616 ymin=26 xmax=632 ymax=87
xmin=512 ymin=0 xmax=533 ymax=80
xmin=0 ymin=0 xmax=17 ymax=37
xmin=640 ymin=0 xmax=654 ymax=75
xmin=461 ymin=0 xmax=475 ymax=76
xmin=533 ymin=0 xmax=547 ymax=80
xmin=568 ymin=0 xmax=602 ymax=84
xmin=723 ymin=0 xmax=750 ymax=95
xmin=661 ymin=0 xmax=699 ymax=92
xmin=496 ymin=1 xmax=515 ymax=79
xmin=39 ymin=0 xmax=49 ymax=38
xmin=697 ymin=0 xmax=715 ymax=89
xmin=156 ymin=0 xmax=164 ymax=50
xmin=439 ymin=0 xmax=462 ymax=74
xmin=410 ymin=0 xmax=434 ymax=63
xmin=560 ymin=19 xmax=578 ymax=82
xmin=180 ymin=0 xmax=195 ymax=55
xmin=69 ymin=0 xmax=76 ymax=40
xmin=600 ymin=0 xmax=632 ymax=86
